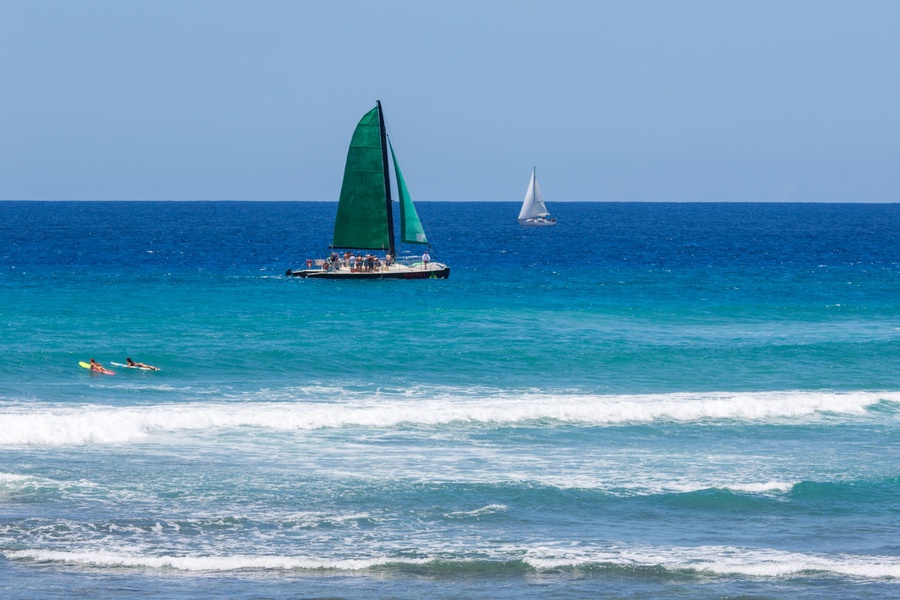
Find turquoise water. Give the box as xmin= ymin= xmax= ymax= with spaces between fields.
xmin=2 ymin=201 xmax=900 ymax=598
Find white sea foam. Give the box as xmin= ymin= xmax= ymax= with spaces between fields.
xmin=502 ymin=474 xmax=803 ymax=496
xmin=0 ymin=472 xmax=73 ymax=495
xmin=0 ymin=472 xmax=30 ymax=484
xmin=522 ymin=544 xmax=900 ymax=579
xmin=1 ymin=549 xmax=407 ymax=571
xmin=281 ymin=511 xmax=374 ymax=528
xmin=446 ymin=504 xmax=508 ymax=518
xmin=0 ymin=389 xmax=897 ymax=446
xmin=5 ymin=544 xmax=900 ymax=579
xmin=0 ymin=472 xmax=31 ymax=498
xmin=0 ymin=471 xmax=132 ymax=505
xmin=722 ymin=480 xmax=798 ymax=494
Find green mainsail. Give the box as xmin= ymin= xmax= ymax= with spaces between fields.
xmin=331 ymin=106 xmax=392 ymax=251
xmin=389 ymin=139 xmax=428 ymax=245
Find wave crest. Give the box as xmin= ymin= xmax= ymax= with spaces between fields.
xmin=5 ymin=544 xmax=900 ymax=579
xmin=1 ymin=390 xmax=897 ymax=446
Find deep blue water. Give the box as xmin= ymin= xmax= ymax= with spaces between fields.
xmin=2 ymin=201 xmax=900 ymax=599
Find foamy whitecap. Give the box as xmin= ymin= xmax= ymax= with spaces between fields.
xmin=2 ymin=549 xmax=419 ymax=571
xmin=722 ymin=481 xmax=798 ymax=494
xmin=5 ymin=544 xmax=900 ymax=579
xmin=447 ymin=504 xmax=508 ymax=518
xmin=281 ymin=511 xmax=375 ymax=528
xmin=0 ymin=472 xmax=30 ymax=484
xmin=0 ymin=472 xmax=82 ymax=497
xmin=520 ymin=544 xmax=900 ymax=579
xmin=0 ymin=472 xmax=31 ymax=497
xmin=0 ymin=390 xmax=897 ymax=446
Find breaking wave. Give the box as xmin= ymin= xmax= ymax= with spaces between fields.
xmin=5 ymin=544 xmax=900 ymax=579
xmin=1 ymin=389 xmax=897 ymax=446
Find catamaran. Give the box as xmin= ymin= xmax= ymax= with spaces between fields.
xmin=517 ymin=167 xmax=556 ymax=226
xmin=287 ymin=101 xmax=450 ymax=279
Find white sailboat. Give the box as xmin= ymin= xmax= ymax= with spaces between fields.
xmin=517 ymin=167 xmax=556 ymax=226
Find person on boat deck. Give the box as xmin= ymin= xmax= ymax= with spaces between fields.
xmin=422 ymin=250 xmax=430 ymax=269
xmin=126 ymin=357 xmax=160 ymax=371
xmin=89 ymin=358 xmax=111 ymax=373
xmin=385 ymin=253 xmax=392 ymax=266
xmin=349 ymin=254 xmax=357 ymax=271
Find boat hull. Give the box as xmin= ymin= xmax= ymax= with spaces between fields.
xmin=286 ymin=264 xmax=450 ymax=280
xmin=518 ymin=218 xmax=557 ymax=226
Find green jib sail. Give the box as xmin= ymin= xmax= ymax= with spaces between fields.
xmin=389 ymin=139 xmax=428 ymax=245
xmin=331 ymin=106 xmax=391 ymax=251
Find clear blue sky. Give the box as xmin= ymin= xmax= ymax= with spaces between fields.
xmin=2 ymin=0 xmax=898 ymax=201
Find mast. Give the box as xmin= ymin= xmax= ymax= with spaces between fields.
xmin=376 ymin=100 xmax=396 ymax=259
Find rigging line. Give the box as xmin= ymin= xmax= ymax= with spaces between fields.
xmin=386 ymin=133 xmax=439 ymax=255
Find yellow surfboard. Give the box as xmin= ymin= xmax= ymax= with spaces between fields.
xmin=79 ymin=361 xmax=115 ymax=375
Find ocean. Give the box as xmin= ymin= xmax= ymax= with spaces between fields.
xmin=2 ymin=200 xmax=899 ymax=599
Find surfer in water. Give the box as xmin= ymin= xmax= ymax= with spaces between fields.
xmin=126 ymin=357 xmax=160 ymax=371
xmin=89 ymin=358 xmax=114 ymax=375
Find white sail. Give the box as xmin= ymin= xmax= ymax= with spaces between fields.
xmin=518 ymin=168 xmax=550 ymax=220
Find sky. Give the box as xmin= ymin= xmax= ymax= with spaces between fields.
xmin=1 ymin=0 xmax=899 ymax=202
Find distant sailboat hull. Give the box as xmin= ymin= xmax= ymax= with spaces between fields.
xmin=518 ymin=217 xmax=557 ymax=226
xmin=286 ymin=263 xmax=450 ymax=279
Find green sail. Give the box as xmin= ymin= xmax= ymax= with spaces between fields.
xmin=331 ymin=106 xmax=391 ymax=251
xmin=389 ymin=139 xmax=428 ymax=246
